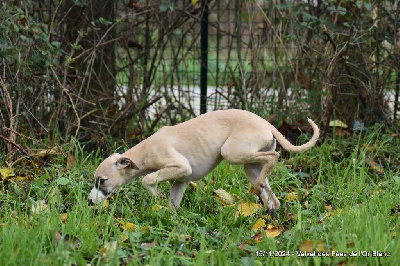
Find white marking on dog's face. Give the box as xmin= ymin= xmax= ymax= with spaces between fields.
xmin=89 ymin=187 xmax=108 ymax=204
xmin=88 ymin=153 xmax=139 ymax=204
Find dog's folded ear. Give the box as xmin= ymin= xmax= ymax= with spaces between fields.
xmin=115 ymin=157 xmax=139 ymax=170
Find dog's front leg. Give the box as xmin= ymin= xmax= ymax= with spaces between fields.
xmin=169 ymin=182 xmax=188 ymax=209
xmin=141 ymin=165 xmax=192 ymax=202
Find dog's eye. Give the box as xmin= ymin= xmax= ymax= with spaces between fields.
xmin=99 ymin=178 xmax=106 ymax=185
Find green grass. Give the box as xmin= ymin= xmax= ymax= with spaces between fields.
xmin=0 ymin=128 xmax=399 ymax=265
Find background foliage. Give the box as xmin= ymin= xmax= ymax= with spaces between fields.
xmin=1 ymin=0 xmax=399 ymax=155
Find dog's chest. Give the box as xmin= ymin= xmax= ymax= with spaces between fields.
xmin=182 ymin=155 xmax=223 ymax=181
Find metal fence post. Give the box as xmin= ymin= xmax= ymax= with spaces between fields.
xmin=200 ymin=0 xmax=209 ymax=114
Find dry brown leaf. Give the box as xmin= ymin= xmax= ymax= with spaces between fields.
xmin=365 ymin=158 xmax=384 ymax=175
xmin=11 ymin=211 xmax=18 ymax=219
xmin=213 ymin=188 xmax=237 ymax=205
xmin=238 ymin=242 xmax=252 ymax=253
xmin=235 ymin=201 xmax=261 ymax=217
xmin=67 ymin=153 xmax=76 ymax=168
xmin=141 ymin=242 xmax=154 ymax=248
xmin=299 ymin=240 xmax=328 ymax=252
xmin=334 ymin=128 xmax=351 ymax=137
xmin=54 ymin=229 xmax=81 ymax=249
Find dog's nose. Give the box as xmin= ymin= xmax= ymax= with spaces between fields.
xmin=88 ymin=199 xmax=95 ymax=206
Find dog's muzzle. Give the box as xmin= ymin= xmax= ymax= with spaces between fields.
xmin=88 ymin=187 xmax=107 ymax=205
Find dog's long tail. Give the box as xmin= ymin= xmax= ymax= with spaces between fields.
xmin=270 ymin=118 xmax=320 ymax=153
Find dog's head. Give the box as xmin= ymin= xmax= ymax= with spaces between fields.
xmin=88 ymin=153 xmax=139 ymax=205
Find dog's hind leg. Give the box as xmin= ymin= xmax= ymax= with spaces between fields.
xmin=169 ymin=181 xmax=188 ymax=208
xmin=244 ymin=161 xmax=280 ymax=210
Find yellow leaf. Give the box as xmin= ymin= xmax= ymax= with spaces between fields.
xmin=0 ymin=168 xmax=14 ymax=180
xmin=299 ymin=240 xmax=327 ymax=252
xmin=191 ymin=0 xmax=199 ymax=6
xmin=189 ymin=181 xmax=197 ymax=189
xmin=152 ymin=205 xmax=166 ymax=211
xmin=214 ymin=188 xmax=237 ymax=205
xmin=329 ymin=120 xmax=348 ymax=128
xmin=252 ymin=218 xmax=266 ymax=231
xmin=120 ymin=221 xmax=135 ymax=231
xmin=61 ymin=213 xmax=68 ymax=223
xmin=324 ymin=204 xmax=333 ymax=212
xmin=118 ymin=234 xmax=129 ymax=243
xmin=99 ymin=241 xmax=118 ymax=257
xmin=141 ymin=225 xmax=150 ymax=234
xmin=285 ymin=192 xmax=298 ymax=202
xmin=235 ymin=201 xmax=261 ymax=217
xmin=101 ymin=200 xmax=109 ymax=208
xmin=264 ymin=224 xmax=283 ymax=238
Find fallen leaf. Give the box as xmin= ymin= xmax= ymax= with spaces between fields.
xmin=67 ymin=153 xmax=76 ymax=168
xmin=11 ymin=211 xmax=18 ymax=219
xmin=141 ymin=242 xmax=154 ymax=248
xmin=285 ymin=192 xmax=298 ymax=202
xmin=324 ymin=204 xmax=333 ymax=212
xmin=179 ymin=234 xmax=194 ymax=241
xmin=31 ymin=200 xmax=48 ymax=214
xmin=264 ymin=224 xmax=283 ymax=238
xmin=329 ymin=120 xmax=348 ymax=128
xmin=214 ymin=188 xmax=237 ymax=205
xmin=365 ymin=158 xmax=384 ymax=175
xmin=120 ymin=221 xmax=135 ymax=231
xmin=0 ymin=168 xmax=14 ymax=180
xmin=253 ymin=225 xmax=283 ymax=242
xmin=253 ymin=232 xmax=263 ymax=242
xmin=101 ymin=200 xmax=109 ymax=208
xmin=334 ymin=128 xmax=351 ymax=137
xmin=152 ymin=205 xmax=166 ymax=211
xmin=189 ymin=181 xmax=197 ymax=189
xmin=29 ymin=147 xmax=62 ymax=158
xmin=299 ymin=240 xmax=328 ymax=252
xmin=118 ymin=234 xmax=129 ymax=243
xmin=252 ymin=218 xmax=266 ymax=231
xmin=391 ymin=133 xmax=399 ymax=138
xmin=99 ymin=241 xmax=118 ymax=257
xmin=238 ymin=242 xmax=252 ymax=253
xmin=61 ymin=213 xmax=68 ymax=223
xmin=235 ymin=201 xmax=261 ymax=217
xmin=54 ymin=229 xmax=81 ymax=249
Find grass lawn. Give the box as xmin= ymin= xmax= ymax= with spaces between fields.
xmin=0 ymin=127 xmax=399 ymax=265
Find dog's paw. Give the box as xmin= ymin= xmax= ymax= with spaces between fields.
xmin=267 ymin=194 xmax=281 ymax=210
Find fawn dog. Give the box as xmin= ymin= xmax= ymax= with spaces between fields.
xmin=89 ymin=109 xmax=319 ymax=209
